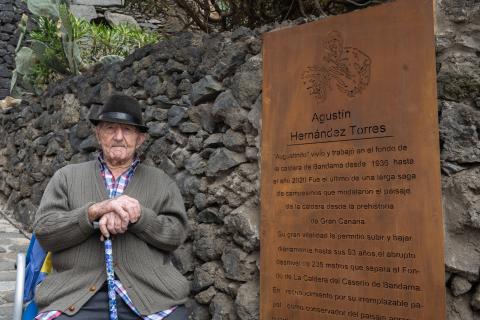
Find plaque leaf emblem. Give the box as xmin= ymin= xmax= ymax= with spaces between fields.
xmin=302 ymin=31 xmax=371 ymax=102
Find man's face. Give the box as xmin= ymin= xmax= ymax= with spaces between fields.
xmin=95 ymin=122 xmax=145 ymax=167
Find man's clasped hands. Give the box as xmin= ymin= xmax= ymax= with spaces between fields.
xmin=87 ymin=195 xmax=141 ymax=240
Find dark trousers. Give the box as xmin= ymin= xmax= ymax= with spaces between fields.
xmin=55 ymin=290 xmax=188 ymax=320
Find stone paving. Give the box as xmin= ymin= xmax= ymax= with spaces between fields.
xmin=0 ymin=212 xmax=30 ymax=319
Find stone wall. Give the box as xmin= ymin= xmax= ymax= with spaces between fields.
xmin=0 ymin=27 xmax=264 ymax=319
xmin=0 ymin=0 xmax=479 ymax=319
xmin=0 ymin=0 xmax=27 ymax=100
xmin=436 ymin=0 xmax=480 ymax=318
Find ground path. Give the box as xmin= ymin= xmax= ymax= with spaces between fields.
xmin=0 ymin=211 xmax=30 ymax=319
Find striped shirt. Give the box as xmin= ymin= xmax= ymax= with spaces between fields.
xmin=35 ymin=154 xmax=177 ymax=320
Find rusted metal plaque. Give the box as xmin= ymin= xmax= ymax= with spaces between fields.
xmin=260 ymin=0 xmax=445 ymax=319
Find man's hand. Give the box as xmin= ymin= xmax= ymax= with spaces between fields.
xmin=115 ymin=195 xmax=141 ymax=224
xmin=88 ymin=195 xmax=141 ymax=230
xmin=99 ymin=212 xmax=126 ymax=239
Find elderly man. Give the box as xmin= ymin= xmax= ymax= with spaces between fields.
xmin=33 ymin=94 xmax=190 ymax=319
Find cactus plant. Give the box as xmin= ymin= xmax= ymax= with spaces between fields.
xmin=10 ymin=14 xmax=30 ymax=95
xmin=27 ymin=0 xmax=60 ymax=18
xmin=58 ymin=4 xmax=84 ymax=75
xmin=10 ymin=47 xmax=35 ymax=95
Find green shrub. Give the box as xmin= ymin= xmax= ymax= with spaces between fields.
xmin=85 ymin=22 xmax=159 ymax=61
xmin=11 ymin=0 xmax=159 ymax=96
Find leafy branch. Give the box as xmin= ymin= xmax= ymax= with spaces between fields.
xmin=167 ymin=0 xmax=387 ymax=32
